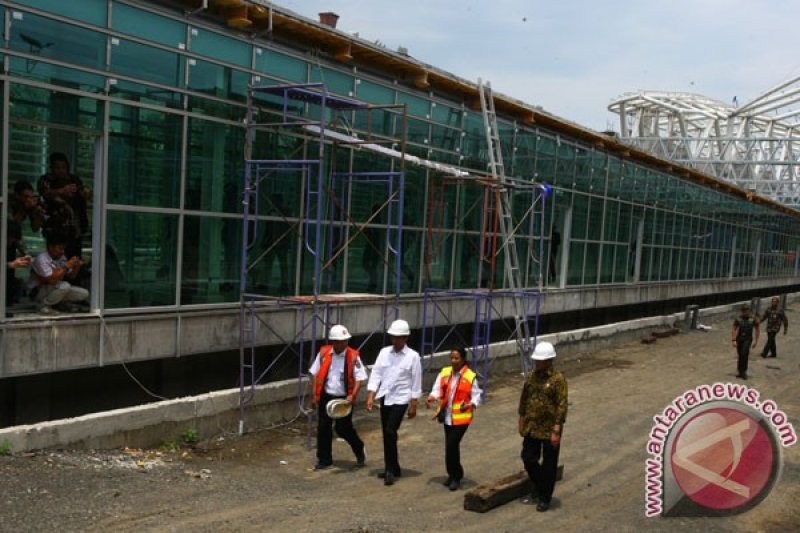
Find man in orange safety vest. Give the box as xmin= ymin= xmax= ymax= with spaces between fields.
xmin=309 ymin=324 xmax=368 ymax=470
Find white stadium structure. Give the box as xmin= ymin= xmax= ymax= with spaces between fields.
xmin=609 ymin=76 xmax=800 ymax=207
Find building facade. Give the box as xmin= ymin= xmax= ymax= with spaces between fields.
xmin=0 ymin=0 xmax=798 ymax=406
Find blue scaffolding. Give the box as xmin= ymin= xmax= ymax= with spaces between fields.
xmin=420 ymin=175 xmax=549 ymax=395
xmin=238 ymin=83 xmax=408 ymax=437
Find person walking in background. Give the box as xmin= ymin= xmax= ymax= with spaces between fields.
xmin=309 ymin=324 xmax=368 ymax=471
xmin=732 ymin=303 xmax=760 ymax=379
xmin=519 ymin=341 xmax=568 ymax=512
xmin=426 ymin=347 xmax=481 ymax=491
xmin=366 ymin=319 xmax=422 ymax=486
xmin=760 ymin=297 xmax=788 ymax=358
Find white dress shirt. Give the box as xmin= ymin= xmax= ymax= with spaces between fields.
xmin=367 ymin=344 xmax=422 ymax=405
xmin=309 ymin=348 xmax=368 ymax=396
xmin=429 ymin=366 xmax=482 ymax=425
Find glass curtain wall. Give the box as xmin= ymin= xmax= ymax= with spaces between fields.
xmin=2 ymin=0 xmax=799 ymax=319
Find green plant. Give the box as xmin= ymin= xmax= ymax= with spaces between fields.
xmin=181 ymin=428 xmax=199 ymax=445
xmin=161 ymin=440 xmax=180 ymax=453
xmin=0 ymin=439 xmax=12 ymax=456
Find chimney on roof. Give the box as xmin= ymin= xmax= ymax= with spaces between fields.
xmin=319 ymin=12 xmax=339 ymax=28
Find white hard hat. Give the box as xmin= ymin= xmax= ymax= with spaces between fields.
xmin=531 ymin=341 xmax=556 ymax=361
xmin=329 ymin=324 xmax=352 ymax=341
xmin=326 ymin=399 xmax=353 ymax=419
xmin=386 ymin=319 xmax=410 ymax=336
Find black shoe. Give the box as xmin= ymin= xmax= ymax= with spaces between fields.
xmin=443 ymin=477 xmax=453 ymax=486
xmin=448 ymin=479 xmax=460 ymax=491
xmin=536 ymin=501 xmax=550 ymax=512
xmin=313 ymin=462 xmax=332 ymax=471
xmin=760 ymin=353 xmax=767 ymax=358
xmin=769 ymin=355 xmax=777 ymax=358
xmin=378 ymin=470 xmax=401 ymax=478
xmin=355 ymin=448 xmax=366 ymax=467
xmin=384 ymin=471 xmax=395 ymax=486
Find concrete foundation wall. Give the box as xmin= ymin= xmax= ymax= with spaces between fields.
xmin=1 ymin=294 xmax=796 ymax=453
xmin=1 ymin=277 xmax=796 ymax=378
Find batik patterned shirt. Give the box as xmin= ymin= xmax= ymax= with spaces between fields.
xmin=518 ymin=367 xmax=568 ymax=439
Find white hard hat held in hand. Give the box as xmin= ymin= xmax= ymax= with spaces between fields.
xmin=532 ymin=341 xmax=556 ymax=360
xmin=386 ymin=319 xmax=410 ymax=336
xmin=329 ymin=324 xmax=352 ymax=341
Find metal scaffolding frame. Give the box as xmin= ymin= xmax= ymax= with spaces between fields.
xmin=238 ymin=82 xmax=407 ymax=436
xmin=419 ymin=79 xmax=550 ymax=391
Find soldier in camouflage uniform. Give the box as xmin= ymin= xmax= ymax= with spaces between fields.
xmin=760 ymin=297 xmax=788 ymax=358
xmin=731 ymin=304 xmax=760 ymax=380
xmin=518 ymin=341 xmax=568 ymax=512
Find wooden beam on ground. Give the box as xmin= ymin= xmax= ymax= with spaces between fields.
xmin=463 ymin=466 xmax=563 ymax=513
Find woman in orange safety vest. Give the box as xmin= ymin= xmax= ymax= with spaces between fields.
xmin=426 ymin=347 xmax=482 ymax=491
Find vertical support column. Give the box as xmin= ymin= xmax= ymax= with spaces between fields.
xmin=729 ymin=233 xmax=737 ymax=279
xmin=753 ymin=237 xmax=761 ymax=278
xmin=0 ymin=77 xmax=9 ymax=320
xmin=633 ymin=219 xmax=644 ymax=283
xmin=558 ymin=207 xmax=572 ymax=289
xmin=794 ymin=244 xmax=800 ymax=276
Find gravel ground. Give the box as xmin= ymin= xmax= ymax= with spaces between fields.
xmin=1 ymin=309 xmax=798 ymax=532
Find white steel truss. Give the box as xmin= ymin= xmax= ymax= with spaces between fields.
xmin=609 ymin=78 xmax=800 ymax=207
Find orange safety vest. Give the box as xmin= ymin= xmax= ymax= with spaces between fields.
xmin=314 ymin=345 xmax=360 ymax=403
xmin=435 ymin=366 xmax=477 ymax=426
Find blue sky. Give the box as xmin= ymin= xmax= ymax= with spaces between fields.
xmin=274 ymin=0 xmax=800 ymax=131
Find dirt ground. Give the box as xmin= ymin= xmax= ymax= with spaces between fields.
xmin=1 ymin=308 xmax=798 ymax=532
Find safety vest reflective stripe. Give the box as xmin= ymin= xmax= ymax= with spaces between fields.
xmin=314 ymin=345 xmax=359 ymax=402
xmin=438 ymin=366 xmax=476 ymax=426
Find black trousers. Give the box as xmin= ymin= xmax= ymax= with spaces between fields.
xmin=317 ymin=392 xmax=364 ymax=465
xmin=761 ymin=332 xmax=778 ymax=357
xmin=444 ymin=424 xmax=469 ymax=481
xmin=736 ymin=338 xmax=752 ymax=376
xmin=521 ymin=436 xmax=560 ymax=504
xmin=379 ymin=401 xmax=408 ymax=475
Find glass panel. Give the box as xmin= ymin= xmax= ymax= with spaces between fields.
xmin=9 ymin=57 xmax=105 ymax=93
xmin=406 ymin=117 xmax=429 ymax=145
xmin=584 ymin=243 xmax=600 ymax=284
xmin=396 ymin=91 xmax=430 ymax=117
xmin=567 ymin=241 xmax=584 ymax=286
xmin=310 ymin=67 xmax=353 ymax=96
xmin=189 ymin=27 xmax=251 ymax=67
xmin=185 ymin=118 xmax=244 ymax=213
xmin=188 ymin=59 xmax=249 ymax=102
xmin=571 ymin=194 xmax=589 ymax=240
xmin=358 ymin=79 xmax=395 ymax=104
xmin=109 ymin=104 xmax=182 ymax=208
xmin=461 ymin=111 xmax=485 ymax=171
xmin=182 ymin=215 xmax=241 ymax=304
xmin=586 ymin=196 xmax=603 ymax=241
xmin=105 ymin=211 xmax=178 ymax=308
xmin=430 ymin=124 xmax=461 ymax=153
xmin=110 ymin=39 xmax=186 ymax=88
xmin=14 ymin=0 xmax=107 ymax=26
xmin=431 ymin=102 xmax=462 ymax=127
xmin=109 ymin=79 xmax=183 ymax=109
xmin=254 ymin=47 xmax=306 ymax=83
xmin=9 ymin=84 xmax=102 ymax=130
xmin=9 ymin=12 xmax=106 ymax=71
xmin=112 ymin=2 xmax=186 ymax=47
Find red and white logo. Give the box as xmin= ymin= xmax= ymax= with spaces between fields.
xmin=670 ymin=407 xmax=775 ymax=511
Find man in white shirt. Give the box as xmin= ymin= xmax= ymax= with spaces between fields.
xmin=27 ymin=233 xmax=88 ymax=315
xmin=366 ymin=319 xmax=422 ymax=486
xmin=309 ymin=324 xmax=368 ymax=470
